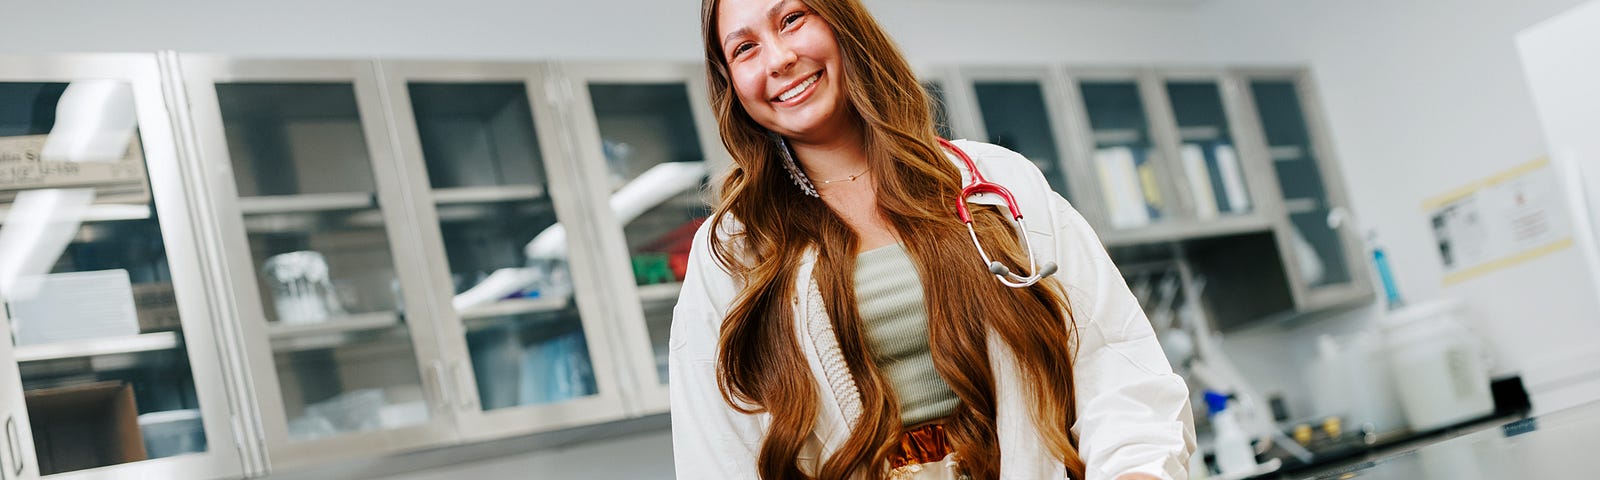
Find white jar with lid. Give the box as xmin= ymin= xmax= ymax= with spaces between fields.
xmin=1380 ymin=299 xmax=1495 ymax=432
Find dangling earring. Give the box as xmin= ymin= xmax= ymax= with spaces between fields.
xmin=773 ymin=133 xmax=820 ymax=198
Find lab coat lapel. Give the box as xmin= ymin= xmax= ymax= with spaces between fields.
xmin=793 ymin=251 xmax=857 ymax=461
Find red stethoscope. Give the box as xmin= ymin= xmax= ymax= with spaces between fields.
xmin=939 ymin=138 xmax=1059 ymax=288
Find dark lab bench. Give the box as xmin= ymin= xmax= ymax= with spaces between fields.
xmin=1273 ymin=401 xmax=1598 ymax=479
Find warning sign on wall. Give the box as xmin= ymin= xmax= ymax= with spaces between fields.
xmin=1425 ymin=157 xmax=1574 ymax=285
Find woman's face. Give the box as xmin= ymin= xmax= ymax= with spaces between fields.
xmin=716 ymin=0 xmax=852 ymax=144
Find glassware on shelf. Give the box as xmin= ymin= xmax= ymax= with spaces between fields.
xmin=262 ymin=251 xmax=348 ymax=325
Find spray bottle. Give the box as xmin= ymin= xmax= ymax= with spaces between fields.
xmin=1205 ymin=390 xmax=1259 ymax=476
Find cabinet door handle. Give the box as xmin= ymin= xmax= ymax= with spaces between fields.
xmin=428 ymin=361 xmax=454 ymax=411
xmin=5 ymin=415 xmax=21 ymax=477
xmin=452 ymin=360 xmax=477 ymax=411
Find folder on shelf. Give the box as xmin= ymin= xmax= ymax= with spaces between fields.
xmin=1181 ymin=144 xmax=1220 ymax=220
xmin=1096 ymin=147 xmax=1151 ymax=229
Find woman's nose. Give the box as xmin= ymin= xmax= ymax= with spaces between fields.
xmin=765 ymin=40 xmax=799 ymax=76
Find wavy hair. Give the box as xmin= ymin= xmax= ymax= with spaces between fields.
xmin=700 ymin=0 xmax=1086 ymax=478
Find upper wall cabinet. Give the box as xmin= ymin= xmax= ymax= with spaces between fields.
xmin=1061 ymin=69 xmax=1280 ymax=245
xmin=375 ymin=60 xmax=632 ymax=444
xmin=0 ymin=54 xmax=246 ymax=480
xmin=177 ymin=57 xmax=459 ymax=471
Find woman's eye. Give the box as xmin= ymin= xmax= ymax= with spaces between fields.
xmin=732 ymin=43 xmax=755 ymax=57
xmin=782 ymin=12 xmax=804 ymax=27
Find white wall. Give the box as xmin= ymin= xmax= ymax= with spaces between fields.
xmin=1516 ymin=0 xmax=1600 ymax=413
xmin=1193 ymin=0 xmax=1600 ymax=417
xmin=1 ymin=0 xmax=1212 ymax=63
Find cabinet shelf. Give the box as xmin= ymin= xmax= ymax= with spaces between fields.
xmin=15 ymin=332 xmax=181 ymax=363
xmin=1177 ymin=126 xmax=1223 ymax=142
xmin=458 ymin=296 xmax=568 ymax=321
xmin=1091 ymin=128 xmax=1142 ymax=145
xmin=238 ymin=192 xmax=376 ymax=215
xmin=267 ymin=312 xmax=408 ymax=353
xmin=267 ymin=311 xmax=402 ymax=339
xmin=432 ymin=185 xmax=545 ymax=205
xmin=1101 ymin=215 xmax=1275 ymax=248
xmin=636 ymin=283 xmax=682 ymax=304
xmin=1269 ymin=145 xmax=1307 ymax=162
xmin=0 ymin=204 xmax=151 ymax=225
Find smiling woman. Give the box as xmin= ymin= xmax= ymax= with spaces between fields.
xmin=716 ymin=0 xmax=854 ymax=149
xmin=670 ymin=0 xmax=1196 ymax=479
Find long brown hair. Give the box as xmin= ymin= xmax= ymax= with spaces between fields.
xmin=700 ymin=0 xmax=1085 ymax=478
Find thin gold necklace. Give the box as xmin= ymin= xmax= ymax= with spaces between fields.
xmin=816 ymin=168 xmax=869 ymax=185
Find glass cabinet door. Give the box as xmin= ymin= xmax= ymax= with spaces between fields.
xmin=562 ymin=64 xmax=724 ymax=414
xmin=1076 ymin=79 xmax=1173 ymax=230
xmin=0 ymin=55 xmax=243 ymax=479
xmin=180 ymin=58 xmax=454 ymax=469
xmin=972 ymin=79 xmax=1072 ymax=199
xmin=1246 ymin=77 xmax=1368 ymax=305
xmin=1164 ymin=80 xmax=1253 ymax=220
xmin=588 ymin=81 xmax=709 ymax=385
xmin=381 ymin=61 xmax=630 ymax=441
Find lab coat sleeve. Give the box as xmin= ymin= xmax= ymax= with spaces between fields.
xmin=669 ymin=219 xmax=764 ymax=479
xmin=1050 ymin=193 xmax=1197 ymax=480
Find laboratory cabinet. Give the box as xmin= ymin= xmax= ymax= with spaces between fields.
xmin=172 ymin=57 xmax=717 ymax=473
xmin=933 ymin=65 xmax=1364 ymax=323
xmin=0 ymin=54 xmax=248 ymax=480
xmin=0 ymin=52 xmax=1369 ymax=480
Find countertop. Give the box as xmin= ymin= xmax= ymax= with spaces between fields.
xmin=1279 ymin=402 xmax=1599 ymax=479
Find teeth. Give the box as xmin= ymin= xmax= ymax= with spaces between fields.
xmin=779 ymin=73 xmax=820 ymax=102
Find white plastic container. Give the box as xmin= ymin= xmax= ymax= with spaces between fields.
xmin=1306 ymin=333 xmax=1410 ymax=437
xmin=1380 ymin=300 xmax=1495 ymax=432
xmin=138 ymin=409 xmax=206 ymax=459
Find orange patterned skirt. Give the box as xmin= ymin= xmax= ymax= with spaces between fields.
xmin=889 ymin=421 xmax=970 ymax=479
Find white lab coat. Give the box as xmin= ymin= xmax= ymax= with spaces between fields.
xmin=669 ymin=140 xmax=1197 ymax=479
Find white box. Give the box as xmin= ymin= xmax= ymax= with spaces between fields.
xmin=9 ymin=269 xmax=140 ymax=346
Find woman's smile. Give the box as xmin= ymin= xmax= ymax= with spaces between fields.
xmin=773 ymin=70 xmax=822 ymax=105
